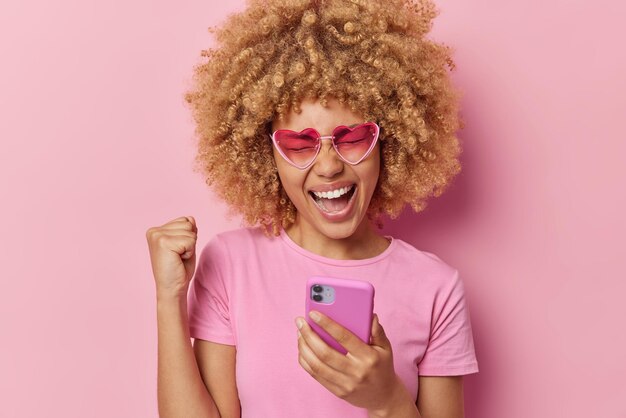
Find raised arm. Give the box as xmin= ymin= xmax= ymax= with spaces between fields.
xmin=193 ymin=339 xmax=240 ymax=417
xmin=157 ymin=294 xmax=222 ymax=417
xmin=147 ymin=216 xmax=239 ymax=417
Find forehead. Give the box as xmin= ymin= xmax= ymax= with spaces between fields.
xmin=271 ymin=97 xmax=365 ymax=134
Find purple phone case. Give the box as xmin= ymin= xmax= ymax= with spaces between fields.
xmin=305 ymin=276 xmax=375 ymax=355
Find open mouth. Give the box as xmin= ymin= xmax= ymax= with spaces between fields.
xmin=309 ymin=184 xmax=357 ymax=213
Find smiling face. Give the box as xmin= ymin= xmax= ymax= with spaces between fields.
xmin=271 ymin=97 xmax=381 ymax=245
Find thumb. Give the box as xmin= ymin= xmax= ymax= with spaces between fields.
xmin=370 ymin=314 xmax=391 ymax=349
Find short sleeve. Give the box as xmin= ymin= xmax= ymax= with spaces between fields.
xmin=418 ymin=270 xmax=479 ymax=376
xmin=187 ymin=235 xmax=236 ymax=345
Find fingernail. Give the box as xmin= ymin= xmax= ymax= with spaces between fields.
xmin=296 ymin=318 xmax=304 ymax=329
xmin=309 ymin=311 xmax=321 ymax=322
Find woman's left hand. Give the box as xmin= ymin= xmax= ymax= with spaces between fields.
xmin=295 ymin=311 xmax=411 ymax=415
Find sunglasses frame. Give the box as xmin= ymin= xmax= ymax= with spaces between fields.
xmin=269 ymin=122 xmax=380 ymax=170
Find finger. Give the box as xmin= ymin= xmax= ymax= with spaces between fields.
xmin=297 ymin=354 xmax=348 ymax=398
xmin=154 ymin=233 xmax=197 ymax=258
xmin=185 ymin=216 xmax=197 ymax=232
xmin=156 ymin=228 xmax=197 ymax=237
xmin=147 ymin=229 xmax=197 ymax=248
xmin=162 ymin=218 xmax=197 ymax=232
xmin=168 ymin=216 xmax=193 ymax=225
xmin=370 ymin=314 xmax=392 ymax=350
xmin=296 ymin=317 xmax=350 ymax=372
xmin=308 ymin=310 xmax=370 ymax=357
xmin=297 ymin=328 xmax=349 ymax=391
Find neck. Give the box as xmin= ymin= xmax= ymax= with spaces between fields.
xmin=284 ymin=216 xmax=390 ymax=260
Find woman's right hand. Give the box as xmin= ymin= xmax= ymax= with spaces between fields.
xmin=146 ymin=216 xmax=198 ymax=299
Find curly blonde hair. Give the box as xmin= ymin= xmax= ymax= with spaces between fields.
xmin=184 ymin=0 xmax=463 ymax=235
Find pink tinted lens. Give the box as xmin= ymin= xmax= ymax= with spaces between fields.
xmin=274 ymin=128 xmax=320 ymax=167
xmin=333 ymin=123 xmax=378 ymax=163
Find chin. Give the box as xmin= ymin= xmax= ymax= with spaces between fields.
xmin=316 ymin=218 xmax=363 ymax=240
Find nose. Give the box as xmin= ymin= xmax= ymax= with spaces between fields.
xmin=312 ymin=138 xmax=344 ymax=177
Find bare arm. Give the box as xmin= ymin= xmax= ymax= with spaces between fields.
xmin=147 ymin=216 xmax=217 ymax=417
xmin=416 ymin=376 xmax=465 ymax=418
xmin=157 ymin=294 xmax=221 ymax=417
xmin=193 ymin=339 xmax=240 ymax=417
xmin=149 ymin=216 xmax=239 ymax=417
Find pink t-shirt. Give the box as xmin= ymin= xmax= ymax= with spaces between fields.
xmin=187 ymin=227 xmax=478 ymax=417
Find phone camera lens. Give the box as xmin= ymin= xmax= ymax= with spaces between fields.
xmin=313 ymin=294 xmax=323 ymax=302
xmin=313 ymin=285 xmax=323 ymax=293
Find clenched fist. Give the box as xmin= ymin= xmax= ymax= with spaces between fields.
xmin=146 ymin=216 xmax=198 ymax=299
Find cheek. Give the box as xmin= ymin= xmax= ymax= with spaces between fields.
xmin=362 ymin=148 xmax=381 ymax=186
xmin=367 ymin=166 xmax=381 ymax=188
xmin=273 ymin=152 xmax=306 ymax=196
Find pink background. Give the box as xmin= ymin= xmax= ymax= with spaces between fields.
xmin=1 ymin=0 xmax=624 ymax=416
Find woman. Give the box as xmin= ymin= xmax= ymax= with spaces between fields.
xmin=146 ymin=1 xmax=478 ymax=416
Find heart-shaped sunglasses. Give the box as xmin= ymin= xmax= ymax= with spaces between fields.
xmin=270 ymin=122 xmax=380 ymax=169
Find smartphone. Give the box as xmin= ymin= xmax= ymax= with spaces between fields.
xmin=305 ymin=276 xmax=375 ymax=355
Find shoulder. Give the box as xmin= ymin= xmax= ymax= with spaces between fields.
xmin=388 ymin=237 xmax=458 ymax=276
xmin=387 ymin=237 xmax=461 ymax=291
xmin=213 ymin=225 xmax=268 ymax=243
xmin=201 ymin=226 xmax=267 ymax=247
xmin=199 ymin=226 xmax=280 ymax=260
xmin=194 ymin=227 xmax=273 ymax=283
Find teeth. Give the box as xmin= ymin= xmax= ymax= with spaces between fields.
xmin=312 ymin=185 xmax=354 ymax=200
